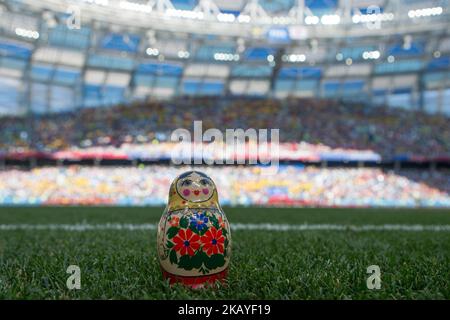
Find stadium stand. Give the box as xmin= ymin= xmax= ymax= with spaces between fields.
xmin=1 ymin=98 xmax=449 ymax=161
xmin=0 ymin=0 xmax=449 ymax=208
xmin=1 ymin=166 xmax=449 ymax=207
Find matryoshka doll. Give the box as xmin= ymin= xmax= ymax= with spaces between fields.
xmin=157 ymin=171 xmax=231 ymax=288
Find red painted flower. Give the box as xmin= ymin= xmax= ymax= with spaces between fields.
xmin=173 ymin=228 xmax=200 ymax=256
xmin=170 ymin=216 xmax=180 ymax=227
xmin=218 ymin=216 xmax=226 ymax=228
xmin=201 ymin=227 xmax=225 ymax=256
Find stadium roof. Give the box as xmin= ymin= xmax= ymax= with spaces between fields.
xmin=0 ymin=0 xmax=449 ymax=115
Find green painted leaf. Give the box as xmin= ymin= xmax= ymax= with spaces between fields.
xmin=191 ymin=250 xmax=207 ymax=269
xmin=167 ymin=226 xmax=179 ymax=239
xmin=169 ymin=249 xmax=178 ymax=265
xmin=189 ymin=225 xmax=207 ymax=236
xmin=179 ymin=217 xmax=189 ymax=228
xmin=166 ymin=241 xmax=174 ymax=248
xmin=178 ymin=255 xmax=193 ymax=270
xmin=189 ymin=225 xmax=198 ymax=234
xmin=199 ymin=266 xmax=209 ymax=275
xmin=205 ymin=254 xmax=225 ymax=270
xmin=210 ymin=215 xmax=219 ymax=229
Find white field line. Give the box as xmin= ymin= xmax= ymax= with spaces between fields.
xmin=0 ymin=223 xmax=449 ymax=232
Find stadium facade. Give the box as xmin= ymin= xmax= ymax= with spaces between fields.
xmin=0 ymin=0 xmax=449 ymax=115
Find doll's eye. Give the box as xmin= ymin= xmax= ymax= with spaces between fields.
xmin=181 ymin=179 xmax=192 ymax=186
xmin=200 ymin=179 xmax=210 ymax=186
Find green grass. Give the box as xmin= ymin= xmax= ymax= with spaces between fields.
xmin=0 ymin=207 xmax=449 ymax=299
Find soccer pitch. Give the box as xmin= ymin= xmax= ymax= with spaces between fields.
xmin=0 ymin=207 xmax=449 ymax=299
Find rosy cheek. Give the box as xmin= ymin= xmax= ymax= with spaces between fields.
xmin=202 ymin=188 xmax=209 ymax=195
xmin=183 ymin=189 xmax=191 ymax=196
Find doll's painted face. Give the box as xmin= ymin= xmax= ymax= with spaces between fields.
xmin=175 ymin=171 xmax=215 ymax=203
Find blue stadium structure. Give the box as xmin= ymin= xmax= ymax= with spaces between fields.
xmin=0 ymin=0 xmax=449 ymax=115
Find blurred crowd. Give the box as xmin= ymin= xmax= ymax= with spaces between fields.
xmin=1 ymin=165 xmax=449 ymax=207
xmin=1 ymin=97 xmax=449 ymax=159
